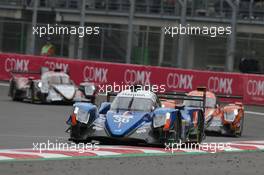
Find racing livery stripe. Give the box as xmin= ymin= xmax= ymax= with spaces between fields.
xmin=0 ymin=141 xmax=263 ymax=162
xmin=245 ymin=111 xmax=264 ymax=116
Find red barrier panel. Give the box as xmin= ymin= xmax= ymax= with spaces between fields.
xmin=243 ymin=74 xmax=264 ymax=105
xmin=0 ymin=53 xmax=263 ymax=105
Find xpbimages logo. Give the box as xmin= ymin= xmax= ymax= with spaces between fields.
xmin=164 ymin=24 xmax=232 ymax=38
xmin=32 ymin=24 xmax=100 ymax=38
xmin=32 ymin=140 xmax=100 ymax=153
xmin=97 ymin=82 xmax=166 ymax=95
xmin=165 ymin=141 xmax=232 ymax=153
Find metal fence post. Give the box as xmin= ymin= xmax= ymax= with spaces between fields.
xmin=225 ymin=0 xmax=239 ymax=72
xmin=100 ymin=29 xmax=105 ymax=60
xmin=177 ymin=0 xmax=187 ymax=68
xmin=126 ymin=0 xmax=135 ymax=64
xmin=77 ymin=0 xmax=86 ymax=59
xmin=30 ymin=0 xmax=38 ymax=54
xmin=158 ymin=27 xmax=165 ymax=66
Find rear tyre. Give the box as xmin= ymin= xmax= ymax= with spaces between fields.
xmin=10 ymin=82 xmax=22 ymax=101
xmin=166 ymin=112 xmax=182 ymax=144
xmin=30 ymin=85 xmax=35 ymax=104
xmin=196 ymin=110 xmax=205 ymax=143
xmin=175 ymin=113 xmax=182 ymax=143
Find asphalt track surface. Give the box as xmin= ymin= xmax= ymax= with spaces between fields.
xmin=0 ymin=84 xmax=263 ymax=175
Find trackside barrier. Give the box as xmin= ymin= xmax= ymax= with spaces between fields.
xmin=0 ymin=53 xmax=264 ymax=105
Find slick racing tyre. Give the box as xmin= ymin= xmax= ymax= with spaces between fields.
xmin=196 ymin=110 xmax=205 ymax=143
xmin=235 ymin=115 xmax=244 ymax=137
xmin=166 ymin=112 xmax=182 ymax=144
xmin=30 ymin=85 xmax=35 ymax=104
xmin=10 ymin=82 xmax=22 ymax=101
xmin=40 ymin=93 xmax=47 ymax=104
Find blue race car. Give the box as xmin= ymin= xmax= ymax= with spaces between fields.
xmin=66 ymin=88 xmax=206 ymax=145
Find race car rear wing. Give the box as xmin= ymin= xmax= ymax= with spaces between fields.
xmin=158 ymin=87 xmax=207 ymax=112
xmin=106 ymin=92 xmax=118 ymax=102
xmin=10 ymin=67 xmax=67 ymax=76
xmin=106 ymin=87 xmax=207 ymax=111
xmin=10 ymin=70 xmax=41 ymax=80
xmin=216 ymin=94 xmax=243 ymax=100
xmin=10 ymin=67 xmax=49 ymax=76
xmin=11 ymin=70 xmax=40 ymax=75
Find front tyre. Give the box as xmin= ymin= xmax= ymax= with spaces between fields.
xmin=40 ymin=93 xmax=47 ymax=104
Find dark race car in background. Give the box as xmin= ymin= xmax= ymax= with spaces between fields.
xmin=8 ymin=68 xmax=97 ymax=104
xmin=66 ymin=88 xmax=207 ymax=146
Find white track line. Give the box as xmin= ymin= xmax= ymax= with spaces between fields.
xmin=89 ymin=151 xmax=121 ymax=156
xmin=0 ymin=134 xmax=68 ymax=139
xmin=0 ymin=83 xmax=8 ymax=87
xmin=245 ymin=111 xmax=264 ymax=116
xmin=0 ymin=156 xmax=14 ymax=160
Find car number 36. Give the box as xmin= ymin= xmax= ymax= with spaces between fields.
xmin=113 ymin=115 xmax=133 ymax=124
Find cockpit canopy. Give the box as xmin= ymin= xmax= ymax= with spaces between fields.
xmin=110 ymin=90 xmax=157 ymax=112
xmin=41 ymin=72 xmax=72 ymax=85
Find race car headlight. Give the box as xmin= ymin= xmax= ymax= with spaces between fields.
xmin=153 ymin=113 xmax=170 ymax=128
xmin=37 ymin=82 xmax=42 ymax=88
xmin=73 ymin=107 xmax=90 ymax=124
xmin=39 ymin=82 xmax=49 ymax=93
xmin=84 ymin=85 xmax=96 ymax=96
xmin=224 ymin=110 xmax=238 ymax=122
xmin=73 ymin=107 xmax=79 ymax=114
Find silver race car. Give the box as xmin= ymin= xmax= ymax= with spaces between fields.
xmin=8 ymin=68 xmax=96 ymax=103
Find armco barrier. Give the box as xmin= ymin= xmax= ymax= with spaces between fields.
xmin=0 ymin=53 xmax=263 ymax=105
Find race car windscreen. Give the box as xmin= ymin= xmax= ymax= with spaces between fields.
xmin=110 ymin=97 xmax=153 ymax=112
xmin=43 ymin=74 xmax=71 ymax=85
xmin=183 ymin=97 xmax=216 ymax=108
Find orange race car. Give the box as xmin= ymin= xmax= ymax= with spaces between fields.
xmin=185 ymin=90 xmax=244 ymax=137
xmin=161 ymin=90 xmax=244 ymax=137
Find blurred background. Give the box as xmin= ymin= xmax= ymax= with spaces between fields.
xmin=0 ymin=0 xmax=263 ymax=73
